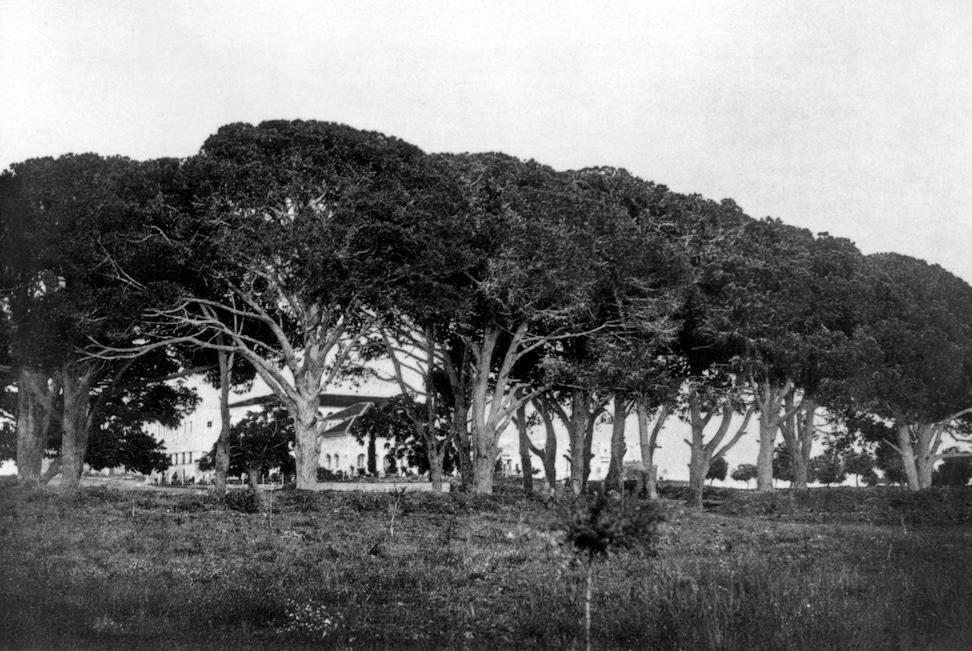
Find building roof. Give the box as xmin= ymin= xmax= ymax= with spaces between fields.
xmin=228 ymin=393 xmax=391 ymax=409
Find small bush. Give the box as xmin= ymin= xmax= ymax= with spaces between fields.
xmin=223 ymin=489 xmax=261 ymax=514
xmin=560 ymin=493 xmax=665 ymax=560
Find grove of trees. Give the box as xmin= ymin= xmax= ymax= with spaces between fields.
xmin=2 ymin=119 xmax=971 ymax=501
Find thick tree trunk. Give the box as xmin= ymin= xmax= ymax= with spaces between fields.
xmin=516 ymin=403 xmax=533 ymax=497
xmin=780 ymin=396 xmax=814 ymax=490
xmin=469 ymin=327 xmax=502 ymax=495
xmin=469 ymin=408 xmax=499 ymax=494
xmin=914 ymin=423 xmax=937 ymax=489
xmin=293 ymin=404 xmax=321 ymax=489
xmin=603 ymin=396 xmax=628 ymax=494
xmin=471 ymin=435 xmax=497 ymax=495
xmin=756 ymin=411 xmax=778 ymax=491
xmin=454 ymin=423 xmax=473 ymax=491
xmin=426 ymin=444 xmax=446 ymax=490
xmin=568 ymin=389 xmax=591 ymax=496
xmin=531 ymin=395 xmax=558 ymax=495
xmin=687 ymin=444 xmax=711 ymax=509
xmin=293 ymin=372 xmax=323 ymax=489
xmin=214 ymin=349 xmax=233 ymax=496
xmin=895 ymin=420 xmax=921 ymax=491
xmin=751 ymin=378 xmax=799 ymax=492
xmin=16 ymin=367 xmax=53 ymax=487
xmin=59 ymin=368 xmax=92 ymax=491
xmin=637 ymin=401 xmax=666 ymax=501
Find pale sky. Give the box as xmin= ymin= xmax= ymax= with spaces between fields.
xmin=2 ymin=0 xmax=970 ymax=480
xmin=2 ymin=0 xmax=970 ymax=283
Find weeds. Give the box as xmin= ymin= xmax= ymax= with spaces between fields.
xmin=1 ymin=484 xmax=970 ymax=650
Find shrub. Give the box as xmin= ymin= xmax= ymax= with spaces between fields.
xmin=223 ymin=489 xmax=260 ymax=514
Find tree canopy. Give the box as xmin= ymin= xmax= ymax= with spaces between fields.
xmin=3 ymin=119 xmax=971 ymax=498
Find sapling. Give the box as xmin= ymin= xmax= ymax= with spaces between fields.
xmin=560 ymin=493 xmax=664 ymax=651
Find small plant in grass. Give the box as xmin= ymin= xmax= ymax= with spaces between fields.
xmin=560 ymin=493 xmax=664 ymax=651
xmin=223 ymin=489 xmax=260 ymax=514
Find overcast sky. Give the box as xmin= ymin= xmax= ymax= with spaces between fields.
xmin=3 ymin=0 xmax=969 ymax=480
xmin=2 ymin=0 xmax=970 ymax=282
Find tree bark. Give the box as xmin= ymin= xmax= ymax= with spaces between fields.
xmin=293 ymin=360 xmax=324 ymax=489
xmin=914 ymin=423 xmax=936 ymax=489
xmin=603 ymin=395 xmax=628 ymax=494
xmin=752 ymin=378 xmax=800 ymax=492
xmin=894 ymin=419 xmax=921 ymax=491
xmin=637 ymin=401 xmax=666 ymax=501
xmin=443 ymin=345 xmax=473 ymax=491
xmin=469 ymin=327 xmax=502 ymax=495
xmin=582 ymin=412 xmax=596 ymax=492
xmin=687 ymin=444 xmax=712 ymax=509
xmin=16 ymin=367 xmax=50 ymax=487
xmin=531 ymin=394 xmax=559 ymax=495
xmin=426 ymin=444 xmax=446 ymax=490
xmin=59 ymin=366 xmax=93 ymax=491
xmin=686 ymin=390 xmax=724 ymax=508
xmin=686 ymin=389 xmax=720 ymax=508
xmin=452 ymin=403 xmax=473 ymax=491
xmin=214 ymin=349 xmax=233 ymax=496
xmin=779 ymin=395 xmax=814 ymax=490
xmin=471 ymin=436 xmax=497 ymax=495
xmin=756 ymin=410 xmax=777 ymax=492
xmin=515 ymin=402 xmax=534 ymax=497
xmin=467 ymin=323 xmax=532 ymax=494
xmin=567 ymin=389 xmax=592 ymax=496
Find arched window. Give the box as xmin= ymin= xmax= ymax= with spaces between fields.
xmin=357 ymin=454 xmax=365 ymax=469
xmin=325 ymin=454 xmax=332 ymax=468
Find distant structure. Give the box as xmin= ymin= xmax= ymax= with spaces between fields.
xmin=229 ymin=393 xmax=393 ymax=479
xmin=143 ymin=393 xmax=619 ymax=485
xmin=145 ymin=394 xmax=392 ymax=484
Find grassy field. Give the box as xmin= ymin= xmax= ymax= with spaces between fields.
xmin=1 ymin=481 xmax=971 ymax=650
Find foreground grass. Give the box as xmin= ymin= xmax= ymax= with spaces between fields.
xmin=1 ymin=484 xmax=970 ymax=650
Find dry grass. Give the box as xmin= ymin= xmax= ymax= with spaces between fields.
xmin=1 ymin=482 xmax=970 ymax=650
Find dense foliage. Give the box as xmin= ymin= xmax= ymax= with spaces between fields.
xmin=1 ymin=119 xmax=970 ymax=496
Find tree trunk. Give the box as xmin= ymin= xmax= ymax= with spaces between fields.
xmin=426 ymin=443 xmax=446 ymax=491
xmin=795 ymin=403 xmax=815 ymax=489
xmin=59 ymin=367 xmax=92 ymax=491
xmin=451 ymin=399 xmax=472 ymax=491
xmin=532 ymin=395 xmax=559 ymax=495
xmin=756 ymin=410 xmax=778 ymax=491
xmin=469 ymin=327 xmax=501 ymax=495
xmin=214 ymin=349 xmax=233 ymax=496
xmin=471 ymin=436 xmax=497 ymax=495
xmin=637 ymin=401 xmax=666 ymax=501
xmin=16 ymin=367 xmax=49 ymax=487
xmin=603 ymin=396 xmax=628 ymax=494
xmin=469 ymin=408 xmax=499 ymax=494
xmin=914 ymin=422 xmax=936 ymax=489
xmin=582 ymin=416 xmax=595 ymax=491
xmin=687 ymin=443 xmax=710 ymax=509
xmin=895 ymin=420 xmax=921 ymax=491
xmin=516 ymin=403 xmax=533 ymax=497
xmin=780 ymin=395 xmax=814 ymax=490
xmin=567 ymin=389 xmax=592 ymax=496
xmin=751 ymin=378 xmax=798 ymax=492
xmin=454 ymin=428 xmax=473 ymax=491
xmin=293 ymin=371 xmax=323 ymax=489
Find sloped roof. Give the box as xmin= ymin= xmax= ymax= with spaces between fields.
xmin=228 ymin=393 xmax=391 ymax=409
